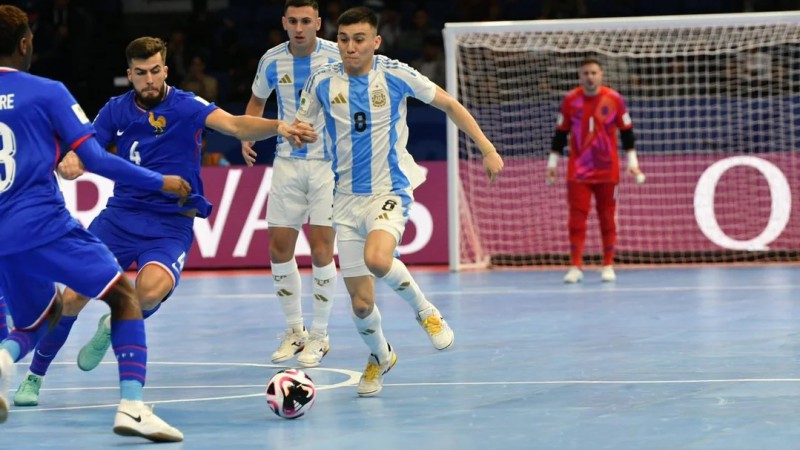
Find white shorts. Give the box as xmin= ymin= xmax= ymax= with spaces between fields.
xmin=267 ymin=156 xmax=334 ymax=229
xmin=333 ymin=189 xmax=413 ymax=277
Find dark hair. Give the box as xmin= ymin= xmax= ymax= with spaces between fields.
xmin=126 ymin=37 xmax=168 ymax=66
xmin=0 ymin=5 xmax=30 ymax=56
xmin=580 ymin=57 xmax=603 ymax=69
xmin=337 ymin=7 xmax=379 ymax=29
xmin=284 ymin=0 xmax=318 ymax=13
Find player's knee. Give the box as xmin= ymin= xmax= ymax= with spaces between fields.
xmin=136 ymin=285 xmax=168 ymax=309
xmin=61 ymin=289 xmax=90 ymax=316
xmin=363 ymin=252 xmax=392 ymax=277
xmin=310 ymin=246 xmax=334 ymax=268
xmin=350 ymin=297 xmax=374 ymax=318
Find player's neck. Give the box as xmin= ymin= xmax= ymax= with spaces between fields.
xmin=582 ymin=86 xmax=601 ymax=96
xmin=0 ymin=57 xmax=22 ymax=71
xmin=289 ymin=37 xmax=317 ymax=58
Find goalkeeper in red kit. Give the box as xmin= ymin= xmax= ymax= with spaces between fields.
xmin=546 ymin=57 xmax=645 ymax=283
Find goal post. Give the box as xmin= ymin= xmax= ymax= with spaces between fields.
xmin=443 ymin=12 xmax=800 ymax=271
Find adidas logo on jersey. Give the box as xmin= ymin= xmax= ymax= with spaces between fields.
xmin=331 ymin=92 xmax=347 ymax=104
xmin=375 ymin=212 xmax=390 ymax=221
xmin=279 ymin=74 xmax=292 ymax=84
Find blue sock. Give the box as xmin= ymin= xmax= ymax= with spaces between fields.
xmin=0 ymin=294 xmax=8 ymax=341
xmin=142 ymin=302 xmax=161 ymax=319
xmin=110 ymin=319 xmax=148 ymax=401
xmin=2 ymin=327 xmax=46 ymax=362
xmin=29 ymin=315 xmax=77 ymax=377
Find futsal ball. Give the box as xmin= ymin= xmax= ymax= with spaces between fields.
xmin=265 ymin=368 xmax=316 ymax=419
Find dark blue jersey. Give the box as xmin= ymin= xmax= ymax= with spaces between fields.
xmin=93 ymin=86 xmax=217 ymax=218
xmin=0 ymin=69 xmax=97 ymax=255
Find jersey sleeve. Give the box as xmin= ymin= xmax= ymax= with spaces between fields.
xmin=615 ymin=94 xmax=633 ymax=131
xmin=251 ymin=57 xmax=276 ymax=100
xmin=92 ymin=101 xmax=115 ymax=148
xmin=295 ymin=72 xmax=323 ymax=124
xmin=47 ymin=82 xmax=95 ymax=147
xmin=387 ymin=61 xmax=437 ymax=104
xmin=184 ymin=94 xmax=219 ymax=128
xmin=555 ymin=96 xmax=571 ymax=132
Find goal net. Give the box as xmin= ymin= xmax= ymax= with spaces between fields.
xmin=443 ymin=12 xmax=800 ymax=271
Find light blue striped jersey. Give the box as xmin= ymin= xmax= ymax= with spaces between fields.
xmin=252 ymin=38 xmax=339 ymax=160
xmin=296 ymin=55 xmax=437 ymax=195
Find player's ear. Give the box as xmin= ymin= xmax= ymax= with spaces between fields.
xmin=164 ymin=65 xmax=168 ymax=80
xmin=315 ymin=17 xmax=321 ymax=31
xmin=127 ymin=68 xmax=132 ymax=82
xmin=282 ymin=16 xmax=288 ymax=30
xmin=374 ymin=34 xmax=382 ymax=51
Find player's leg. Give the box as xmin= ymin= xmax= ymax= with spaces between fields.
xmin=298 ymin=161 xmax=337 ymax=368
xmin=48 ymin=227 xmax=182 ymax=441
xmin=565 ymin=181 xmax=592 ymax=283
xmin=594 ymin=182 xmax=618 ymax=282
xmin=335 ymin=193 xmax=396 ymax=396
xmin=266 ymin=157 xmax=311 ymax=363
xmin=367 ymin=192 xmax=454 ymax=350
xmin=13 ymin=289 xmax=90 ymax=406
xmin=0 ymin=268 xmax=61 ymax=423
xmin=0 ymin=290 xmax=8 ymax=341
xmin=296 ymin=224 xmax=336 ymax=368
xmin=338 ymin=238 xmax=396 ymax=397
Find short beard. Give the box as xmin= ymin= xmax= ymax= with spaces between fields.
xmin=135 ymin=84 xmax=166 ymax=109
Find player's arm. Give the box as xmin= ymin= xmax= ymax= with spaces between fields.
xmin=241 ymin=94 xmax=268 ymax=167
xmin=617 ymin=100 xmax=644 ymax=183
xmin=429 ymin=86 xmax=504 ymax=184
xmin=205 ymin=108 xmax=316 ymax=148
xmin=70 ymin=135 xmax=191 ymax=200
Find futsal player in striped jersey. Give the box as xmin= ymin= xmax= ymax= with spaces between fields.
xmin=0 ymin=6 xmax=193 ymax=439
xmin=11 ymin=36 xmax=315 ymax=407
xmin=295 ymin=7 xmax=504 ymax=396
xmin=241 ymin=0 xmax=340 ymax=368
xmin=546 ymin=57 xmax=645 ymax=284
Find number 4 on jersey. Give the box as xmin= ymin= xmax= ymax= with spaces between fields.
xmin=129 ymin=141 xmax=142 ymax=165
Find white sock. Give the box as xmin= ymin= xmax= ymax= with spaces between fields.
xmin=310 ymin=262 xmax=337 ymax=337
xmin=380 ymin=258 xmax=432 ymax=314
xmin=271 ymin=260 xmax=303 ymax=332
xmin=352 ymin=306 xmax=390 ymax=362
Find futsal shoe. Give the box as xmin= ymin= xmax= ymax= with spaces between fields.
xmin=357 ymin=344 xmax=397 ymax=397
xmin=0 ymin=349 xmax=14 ymax=424
xmin=297 ymin=332 xmax=330 ymax=368
xmin=113 ymin=399 xmax=184 ymax=442
xmin=600 ymin=265 xmax=617 ymax=282
xmin=417 ymin=306 xmax=454 ymax=350
xmin=77 ymin=313 xmax=111 ymax=371
xmin=13 ymin=373 xmax=42 ymax=406
xmin=271 ymin=328 xmax=308 ymax=363
xmin=563 ymin=266 xmax=583 ymax=283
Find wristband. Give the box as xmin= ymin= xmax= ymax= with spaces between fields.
xmin=627 ymin=151 xmax=639 ymax=168
xmin=547 ymin=152 xmax=559 ymax=169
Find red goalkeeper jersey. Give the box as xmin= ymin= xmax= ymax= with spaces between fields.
xmin=556 ymin=86 xmax=633 ymax=183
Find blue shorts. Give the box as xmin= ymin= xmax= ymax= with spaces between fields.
xmin=0 ymin=227 xmax=123 ymax=330
xmin=88 ymin=206 xmax=194 ymax=300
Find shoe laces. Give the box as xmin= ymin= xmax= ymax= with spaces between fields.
xmin=21 ymin=375 xmax=41 ymax=392
xmin=421 ymin=315 xmax=443 ymax=335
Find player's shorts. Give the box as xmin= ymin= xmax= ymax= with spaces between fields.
xmin=89 ymin=206 xmax=195 ymax=300
xmin=333 ymin=189 xmax=413 ymax=277
xmin=267 ymin=156 xmax=334 ymax=229
xmin=0 ymin=226 xmax=123 ymax=330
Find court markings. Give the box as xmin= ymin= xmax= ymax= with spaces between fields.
xmin=10 ymin=360 xmax=800 ymax=414
xmin=10 ymin=361 xmax=360 ymax=414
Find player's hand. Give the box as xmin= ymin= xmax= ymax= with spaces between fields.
xmin=241 ymin=141 xmax=257 ymax=167
xmin=57 ymin=151 xmax=85 ymax=180
xmin=483 ymin=150 xmax=504 ymax=185
xmin=161 ymin=175 xmax=192 ymax=205
xmin=278 ymin=121 xmax=317 ymax=148
xmin=545 ymin=167 xmax=557 ymax=186
xmin=626 ymin=165 xmax=646 ymax=184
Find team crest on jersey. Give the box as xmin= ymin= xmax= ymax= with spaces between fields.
xmin=371 ymin=89 xmax=387 ymax=108
xmin=148 ymin=112 xmax=167 ymax=135
xmin=601 ymin=106 xmax=609 ymax=116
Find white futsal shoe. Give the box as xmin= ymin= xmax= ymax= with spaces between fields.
xmin=0 ymin=349 xmax=14 ymax=424
xmin=357 ymin=344 xmax=397 ymax=397
xmin=417 ymin=306 xmax=454 ymax=350
xmin=271 ymin=328 xmax=308 ymax=363
xmin=297 ymin=332 xmax=330 ymax=368
xmin=113 ymin=399 xmax=184 ymax=442
xmin=600 ymin=265 xmax=617 ymax=282
xmin=563 ymin=266 xmax=583 ymax=283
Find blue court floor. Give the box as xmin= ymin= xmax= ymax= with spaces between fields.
xmin=3 ymin=265 xmax=800 ymax=449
